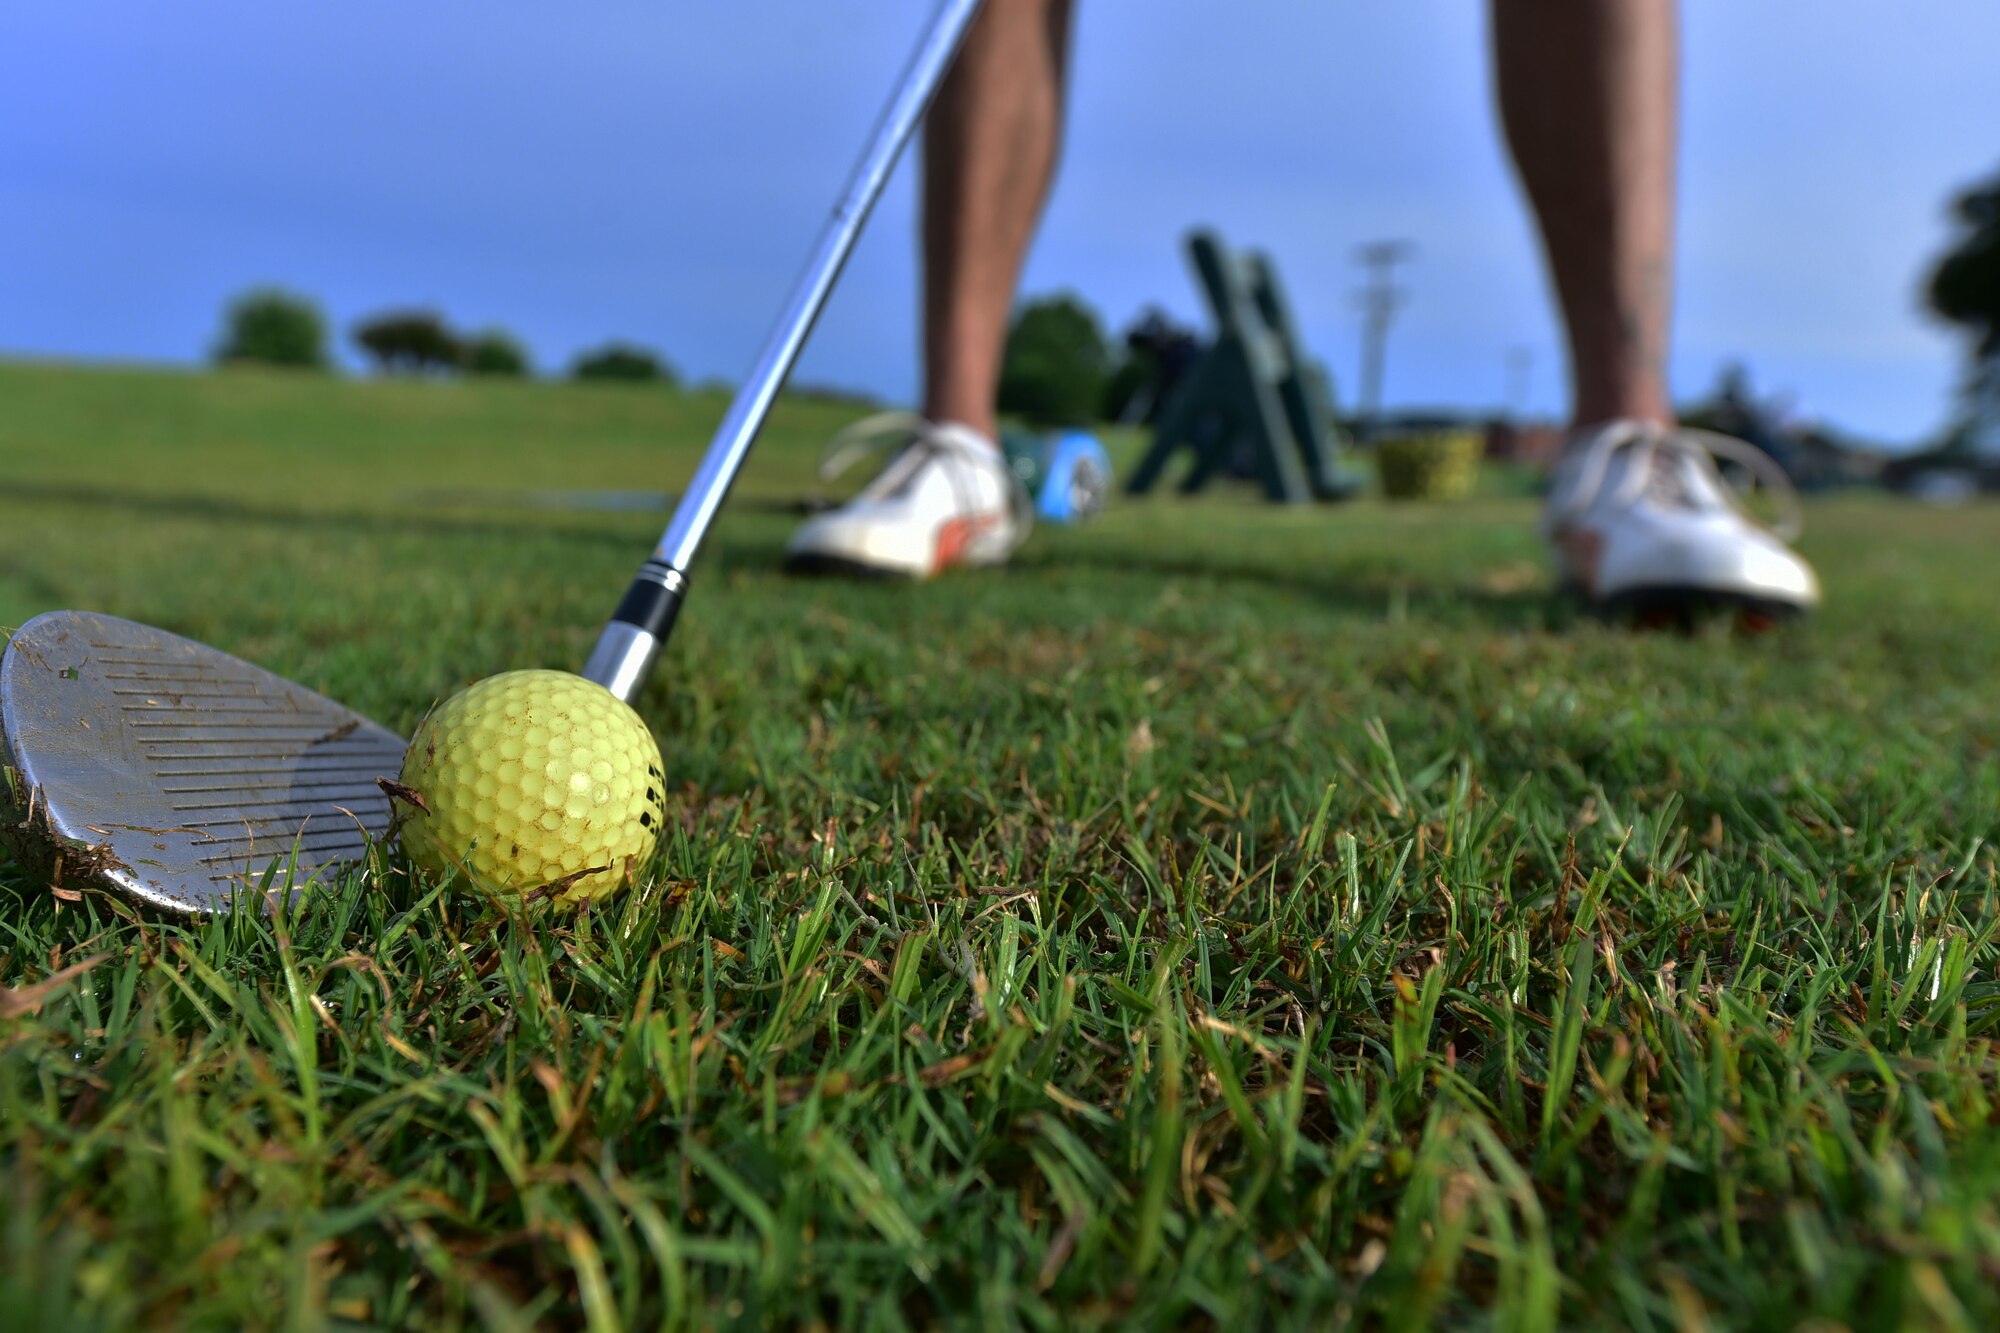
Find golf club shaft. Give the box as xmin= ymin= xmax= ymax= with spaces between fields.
xmin=584 ymin=0 xmax=986 ymax=701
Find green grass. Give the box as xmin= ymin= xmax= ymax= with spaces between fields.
xmin=5 ymin=361 xmax=2000 ymax=1329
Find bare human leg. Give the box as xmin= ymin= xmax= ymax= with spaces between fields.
xmin=922 ymin=0 xmax=1076 ymax=439
xmin=1491 ymin=0 xmax=1678 ymax=429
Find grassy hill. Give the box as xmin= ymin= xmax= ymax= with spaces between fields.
xmin=4 ymin=361 xmax=2000 ymax=1327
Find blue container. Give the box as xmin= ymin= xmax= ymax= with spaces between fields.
xmin=1002 ymin=429 xmax=1113 ymax=523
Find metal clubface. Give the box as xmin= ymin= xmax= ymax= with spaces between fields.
xmin=0 ymin=611 xmax=405 ymax=914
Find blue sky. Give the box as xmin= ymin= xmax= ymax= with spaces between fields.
xmin=3 ymin=2 xmax=1996 ymax=443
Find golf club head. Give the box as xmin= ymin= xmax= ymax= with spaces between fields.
xmin=0 ymin=611 xmax=406 ymax=915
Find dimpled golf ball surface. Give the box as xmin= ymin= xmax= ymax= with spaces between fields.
xmin=399 ymin=670 xmax=666 ymax=902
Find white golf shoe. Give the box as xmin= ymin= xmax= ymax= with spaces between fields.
xmin=1542 ymin=420 xmax=1820 ymax=622
xmin=785 ymin=413 xmax=1031 ymax=578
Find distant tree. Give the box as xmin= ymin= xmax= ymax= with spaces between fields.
xmin=1678 ymin=362 xmax=1801 ymax=479
xmin=997 ymin=293 xmax=1113 ymax=427
xmin=571 ymin=342 xmax=678 ymax=385
xmin=1929 ymin=169 xmax=2000 ymax=356
xmin=788 ymin=381 xmax=881 ymax=408
xmin=214 ymin=288 xmax=329 ymax=369
xmin=353 ymin=310 xmax=462 ymax=376
xmin=463 ymin=328 xmax=531 ymax=378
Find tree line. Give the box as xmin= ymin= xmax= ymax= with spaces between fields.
xmin=212 ymin=289 xmax=677 ymax=385
xmin=209 ymin=282 xmax=1176 ymax=421
xmin=203 ymin=162 xmax=2000 ymax=425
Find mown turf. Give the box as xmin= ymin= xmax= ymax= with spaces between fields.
xmin=4 ymin=362 xmax=2000 ymax=1329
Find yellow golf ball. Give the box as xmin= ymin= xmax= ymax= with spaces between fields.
xmin=398 ymin=670 xmax=666 ymax=903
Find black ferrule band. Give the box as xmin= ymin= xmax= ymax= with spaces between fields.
xmin=611 ymin=562 xmax=688 ymax=640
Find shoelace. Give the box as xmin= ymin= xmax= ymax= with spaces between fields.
xmin=1550 ymin=421 xmax=1804 ymax=542
xmin=817 ymin=410 xmax=1035 ymax=549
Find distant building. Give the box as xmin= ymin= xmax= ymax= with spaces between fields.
xmin=1882 ymin=356 xmax=2000 ymax=501
xmin=1789 ymin=427 xmax=1887 ymax=490
xmin=1484 ymin=419 xmax=1563 ymax=467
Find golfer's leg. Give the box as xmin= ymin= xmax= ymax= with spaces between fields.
xmin=1491 ymin=0 xmax=1676 ymax=429
xmin=783 ymin=0 xmax=1073 ymax=578
xmin=923 ymin=0 xmax=1076 ymax=438
xmin=1493 ymin=0 xmax=1818 ymax=615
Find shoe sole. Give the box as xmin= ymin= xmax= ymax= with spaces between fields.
xmin=1590 ymin=584 xmax=1810 ymax=634
xmin=783 ymin=552 xmax=1015 ymax=580
xmin=784 ymin=552 xmax=920 ymax=580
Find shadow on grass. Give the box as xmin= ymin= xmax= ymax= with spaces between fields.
xmin=6 ymin=480 xmax=1571 ymax=630
xmin=0 ymin=481 xmax=814 ymax=551
xmin=1012 ymin=543 xmax=1568 ymax=631
xmin=1 ymin=480 xmax=643 ymax=550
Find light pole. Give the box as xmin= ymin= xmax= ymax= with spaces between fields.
xmin=1353 ymin=240 xmax=1414 ymax=433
